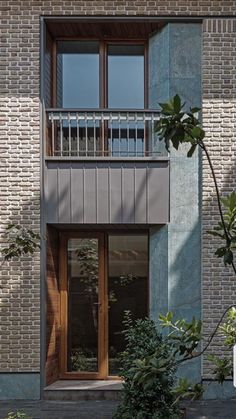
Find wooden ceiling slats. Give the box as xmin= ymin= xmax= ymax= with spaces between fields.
xmin=46 ymin=20 xmax=163 ymax=40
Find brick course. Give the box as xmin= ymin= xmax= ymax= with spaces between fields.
xmin=0 ymin=1 xmax=236 ymax=376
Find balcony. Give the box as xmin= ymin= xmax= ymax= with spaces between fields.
xmin=46 ymin=109 xmax=162 ymax=158
xmin=44 ymin=109 xmax=170 ymax=225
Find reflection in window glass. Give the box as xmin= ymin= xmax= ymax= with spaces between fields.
xmin=108 ymin=235 xmax=148 ymax=375
xmin=67 ymin=238 xmax=99 ymax=373
xmin=108 ymin=44 xmax=144 ymax=109
xmin=57 ymin=41 xmax=99 ymax=108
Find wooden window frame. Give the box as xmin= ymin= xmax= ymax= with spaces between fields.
xmin=52 ymin=38 xmax=148 ymax=109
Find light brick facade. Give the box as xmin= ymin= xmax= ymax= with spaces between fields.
xmin=0 ymin=0 xmax=236 ymax=386
xmin=202 ymin=19 xmax=236 ymax=376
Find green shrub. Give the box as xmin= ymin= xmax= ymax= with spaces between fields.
xmin=5 ymin=411 xmax=32 ymax=419
xmin=113 ymin=313 xmax=180 ymax=419
xmin=70 ymin=348 xmax=89 ymax=371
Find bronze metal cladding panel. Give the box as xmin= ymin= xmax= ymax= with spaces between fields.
xmin=45 ymin=160 xmax=169 ymax=224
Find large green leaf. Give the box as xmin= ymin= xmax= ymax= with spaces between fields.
xmin=173 ymin=94 xmax=181 ymax=113
xmin=187 ymin=144 xmax=197 ymax=158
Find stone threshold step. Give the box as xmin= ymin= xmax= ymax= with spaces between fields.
xmin=44 ymin=380 xmax=123 ymax=401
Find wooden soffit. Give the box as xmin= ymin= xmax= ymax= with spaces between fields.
xmin=46 ymin=19 xmax=165 ymax=40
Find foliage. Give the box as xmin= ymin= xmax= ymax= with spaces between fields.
xmin=172 ymin=378 xmax=204 ymax=405
xmin=76 ymin=239 xmax=99 ymax=294
xmin=155 ymin=94 xmax=203 ymax=156
xmin=114 ymin=307 xmax=236 ymax=417
xmin=159 ymin=308 xmax=236 ymax=385
xmin=156 ymin=96 xmax=236 ymax=389
xmin=156 ymin=95 xmax=236 ymax=271
xmin=219 ymin=307 xmax=236 ymax=347
xmin=159 ymin=311 xmax=202 ymax=360
xmin=206 ymin=307 xmax=236 ymax=383
xmin=159 ymin=307 xmax=236 ymax=386
xmin=113 ymin=313 xmax=180 ymax=419
xmin=208 ymin=192 xmax=236 ymax=266
xmin=70 ymin=348 xmax=89 ymax=371
xmin=5 ymin=412 xmax=32 ymax=419
xmin=207 ymin=355 xmax=233 ymax=384
xmin=1 ymin=224 xmax=40 ymax=261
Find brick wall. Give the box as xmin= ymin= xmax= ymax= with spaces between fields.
xmin=202 ymin=19 xmax=236 ymax=377
xmin=0 ymin=1 xmax=236 ymax=375
xmin=0 ymin=0 xmax=41 ymax=371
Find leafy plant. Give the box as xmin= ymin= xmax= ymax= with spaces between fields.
xmin=159 ymin=312 xmax=202 ymax=360
xmin=113 ymin=313 xmax=180 ymax=419
xmin=207 ymin=355 xmax=233 ymax=384
xmin=205 ymin=307 xmax=236 ymax=383
xmin=172 ymin=378 xmax=204 ymax=405
xmin=208 ymin=192 xmax=236 ymax=266
xmin=70 ymin=348 xmax=89 ymax=371
xmin=5 ymin=411 xmax=32 ymax=419
xmin=159 ymin=307 xmax=236 ymax=385
xmin=1 ymin=224 xmax=40 ymax=262
xmin=114 ymin=307 xmax=236 ymax=417
xmin=155 ymin=94 xmax=202 ymax=156
xmin=155 ymin=96 xmax=236 ymax=394
xmin=155 ymin=95 xmax=236 ymax=275
xmin=219 ymin=306 xmax=236 ymax=347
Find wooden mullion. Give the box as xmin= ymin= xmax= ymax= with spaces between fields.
xmin=52 ymin=39 xmax=57 ymax=108
xmin=144 ymin=40 xmax=149 ymax=155
xmin=104 ymin=233 xmax=109 ymax=378
xmin=98 ymin=233 xmax=107 ymax=378
xmin=59 ymin=231 xmax=106 ymax=380
xmin=59 ymin=233 xmax=68 ymax=377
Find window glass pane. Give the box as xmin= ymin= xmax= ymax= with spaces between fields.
xmin=108 ymin=44 xmax=144 ymax=109
xmin=57 ymin=41 xmax=99 ymax=108
xmin=67 ymin=238 xmax=99 ymax=373
xmin=108 ymin=235 xmax=148 ymax=375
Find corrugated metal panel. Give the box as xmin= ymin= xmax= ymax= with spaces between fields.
xmin=58 ymin=163 xmax=71 ymax=223
xmin=45 ymin=160 xmax=169 ymax=225
xmin=135 ymin=162 xmax=147 ymax=223
xmin=97 ymin=163 xmax=109 ymax=224
xmin=109 ymin=163 xmax=122 ymax=224
xmin=71 ymin=162 xmax=84 ymax=223
xmin=46 ymin=163 xmax=59 ymax=224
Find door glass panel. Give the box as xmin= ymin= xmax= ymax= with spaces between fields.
xmin=108 ymin=235 xmax=148 ymax=375
xmin=108 ymin=44 xmax=144 ymax=109
xmin=57 ymin=41 xmax=99 ymax=108
xmin=67 ymin=238 xmax=99 ymax=373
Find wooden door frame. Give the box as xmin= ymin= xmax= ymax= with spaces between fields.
xmin=59 ymin=229 xmax=149 ymax=380
xmin=59 ymin=231 xmax=107 ymax=379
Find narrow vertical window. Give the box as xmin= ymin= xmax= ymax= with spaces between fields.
xmin=108 ymin=44 xmax=145 ymax=109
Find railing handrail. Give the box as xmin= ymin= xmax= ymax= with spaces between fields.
xmin=46 ymin=108 xmax=163 ymax=158
xmin=46 ymin=108 xmax=161 ymax=114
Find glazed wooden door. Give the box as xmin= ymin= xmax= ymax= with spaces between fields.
xmin=60 ymin=232 xmax=107 ymax=379
xmin=60 ymin=231 xmax=149 ymax=379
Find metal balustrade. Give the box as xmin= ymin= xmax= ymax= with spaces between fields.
xmin=46 ymin=109 xmax=161 ymax=158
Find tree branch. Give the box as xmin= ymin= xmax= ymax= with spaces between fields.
xmin=200 ymin=140 xmax=236 ymax=276
xmin=176 ymin=304 xmax=235 ymax=366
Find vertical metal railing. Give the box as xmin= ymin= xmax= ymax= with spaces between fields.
xmin=47 ymin=109 xmax=161 ymax=157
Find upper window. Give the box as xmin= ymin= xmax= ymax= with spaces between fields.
xmin=108 ymin=44 xmax=144 ymax=109
xmin=57 ymin=41 xmax=100 ymax=108
xmin=56 ymin=41 xmax=145 ymax=109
